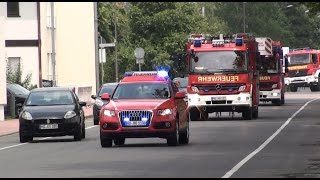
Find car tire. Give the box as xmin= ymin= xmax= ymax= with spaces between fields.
xmin=114 ymin=138 xmax=125 ymax=146
xmin=93 ymin=117 xmax=99 ymax=125
xmin=179 ymin=120 xmax=189 ymax=145
xmin=19 ymin=130 xmax=33 ymax=143
xmin=167 ymin=120 xmax=179 ymax=146
xmin=100 ymin=132 xmax=112 ymax=148
xmin=73 ymin=123 xmax=82 ymax=141
xmin=81 ymin=121 xmax=86 ymax=139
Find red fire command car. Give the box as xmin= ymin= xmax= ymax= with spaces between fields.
xmin=99 ymin=70 xmax=189 ymax=147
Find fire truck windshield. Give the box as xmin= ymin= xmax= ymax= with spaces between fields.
xmin=190 ymin=51 xmax=248 ymax=74
xmin=288 ymin=54 xmax=310 ymax=66
xmin=260 ymin=56 xmax=278 ymax=74
xmin=113 ymin=83 xmax=170 ymax=99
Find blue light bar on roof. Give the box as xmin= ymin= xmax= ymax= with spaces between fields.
xmin=235 ymin=38 xmax=244 ymax=46
xmin=194 ymin=39 xmax=202 ymax=47
xmin=132 ymin=71 xmax=158 ymax=76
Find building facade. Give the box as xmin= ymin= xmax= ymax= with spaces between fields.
xmin=0 ymin=2 xmax=98 ymax=120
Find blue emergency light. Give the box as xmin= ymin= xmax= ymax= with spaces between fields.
xmin=194 ymin=39 xmax=202 ymax=47
xmin=235 ymin=38 xmax=244 ymax=46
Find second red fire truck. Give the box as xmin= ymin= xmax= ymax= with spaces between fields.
xmin=256 ymin=38 xmax=286 ymax=105
xmin=186 ymin=33 xmax=260 ymax=120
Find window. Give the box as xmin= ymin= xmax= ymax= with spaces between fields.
xmin=7 ymin=2 xmax=20 ymax=17
xmin=7 ymin=57 xmax=21 ymax=73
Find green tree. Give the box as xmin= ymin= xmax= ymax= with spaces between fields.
xmin=6 ymin=63 xmax=37 ymax=90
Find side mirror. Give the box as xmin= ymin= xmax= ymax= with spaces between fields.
xmin=91 ymin=94 xmax=97 ymax=100
xmin=17 ymin=103 xmax=23 ymax=108
xmin=101 ymin=93 xmax=110 ymax=101
xmin=79 ymin=101 xmax=87 ymax=106
xmin=194 ymin=56 xmax=199 ymax=63
xmin=175 ymin=91 xmax=186 ymax=99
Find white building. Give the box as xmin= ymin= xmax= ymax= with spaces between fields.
xmin=0 ymin=2 xmax=98 ymax=120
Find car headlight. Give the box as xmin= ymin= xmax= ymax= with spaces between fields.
xmin=238 ymin=85 xmax=246 ymax=91
xmin=103 ymin=110 xmax=115 ymax=117
xmin=157 ymin=109 xmax=172 ymax=116
xmin=272 ymin=84 xmax=278 ymax=89
xmin=95 ymin=99 xmax=104 ymax=107
xmin=64 ymin=111 xmax=76 ymax=119
xmin=21 ymin=112 xmax=32 ymax=120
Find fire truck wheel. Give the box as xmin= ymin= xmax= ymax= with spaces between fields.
xmin=310 ymin=86 xmax=317 ymax=92
xmin=189 ymin=108 xmax=200 ymax=121
xmin=289 ymin=85 xmax=298 ymax=92
xmin=242 ymin=108 xmax=253 ymax=120
xmin=252 ymin=108 xmax=259 ymax=119
xmin=281 ymin=93 xmax=285 ymax=105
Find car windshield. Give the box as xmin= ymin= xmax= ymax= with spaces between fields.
xmin=26 ymin=90 xmax=74 ymax=106
xmin=113 ymin=83 xmax=170 ymax=99
xmin=98 ymin=84 xmax=118 ymax=96
xmin=260 ymin=56 xmax=279 ymax=74
xmin=288 ymin=54 xmax=310 ymax=66
xmin=190 ymin=51 xmax=249 ymax=74
xmin=7 ymin=84 xmax=30 ymax=95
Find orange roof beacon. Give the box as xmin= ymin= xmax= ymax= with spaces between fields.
xmin=99 ymin=70 xmax=189 ymax=147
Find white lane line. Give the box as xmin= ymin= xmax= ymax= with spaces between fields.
xmin=222 ymin=98 xmax=319 ymax=178
xmin=0 ymin=125 xmax=98 ymax=151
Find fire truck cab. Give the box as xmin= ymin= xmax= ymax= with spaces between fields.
xmin=284 ymin=48 xmax=320 ymax=92
xmin=256 ymin=38 xmax=286 ymax=105
xmin=186 ymin=33 xmax=260 ymax=120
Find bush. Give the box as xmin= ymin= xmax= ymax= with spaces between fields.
xmin=6 ymin=63 xmax=38 ymax=90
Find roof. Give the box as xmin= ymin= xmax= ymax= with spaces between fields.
xmin=31 ymin=87 xmax=73 ymax=92
xmin=288 ymin=49 xmax=320 ymax=55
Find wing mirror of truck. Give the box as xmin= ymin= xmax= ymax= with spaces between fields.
xmin=101 ymin=93 xmax=110 ymax=101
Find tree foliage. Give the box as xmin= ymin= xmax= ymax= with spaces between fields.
xmin=6 ymin=63 xmax=37 ymax=90
xmin=98 ymin=2 xmax=320 ymax=81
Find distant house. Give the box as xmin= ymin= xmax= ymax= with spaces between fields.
xmin=0 ymin=2 xmax=98 ymax=120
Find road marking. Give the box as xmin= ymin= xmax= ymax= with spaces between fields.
xmin=0 ymin=125 xmax=98 ymax=151
xmin=222 ymin=98 xmax=319 ymax=178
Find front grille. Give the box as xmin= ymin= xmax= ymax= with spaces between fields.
xmin=288 ymin=69 xmax=308 ymax=77
xmin=33 ymin=119 xmax=64 ymax=124
xmin=119 ymin=110 xmax=153 ymax=127
xmin=260 ymin=82 xmax=274 ymax=91
xmin=196 ymin=84 xmax=245 ymax=92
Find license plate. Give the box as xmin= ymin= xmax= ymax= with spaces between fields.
xmin=212 ymin=96 xmax=226 ymax=101
xmin=125 ymin=121 xmax=146 ymax=127
xmin=39 ymin=124 xmax=58 ymax=130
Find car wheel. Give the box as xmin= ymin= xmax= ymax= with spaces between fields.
xmin=93 ymin=117 xmax=99 ymax=125
xmin=179 ymin=120 xmax=189 ymax=145
xmin=81 ymin=121 xmax=86 ymax=139
xmin=19 ymin=130 xmax=33 ymax=143
xmin=114 ymin=138 xmax=125 ymax=146
xmin=73 ymin=123 xmax=82 ymax=141
xmin=100 ymin=132 xmax=112 ymax=148
xmin=167 ymin=120 xmax=179 ymax=146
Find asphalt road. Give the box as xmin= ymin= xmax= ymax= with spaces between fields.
xmin=0 ymin=88 xmax=320 ymax=178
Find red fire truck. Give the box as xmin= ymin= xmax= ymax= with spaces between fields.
xmin=186 ymin=33 xmax=260 ymax=120
xmin=284 ymin=48 xmax=320 ymax=92
xmin=256 ymin=38 xmax=286 ymax=105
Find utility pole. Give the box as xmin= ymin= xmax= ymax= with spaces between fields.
xmin=114 ymin=13 xmax=119 ymax=82
xmin=51 ymin=2 xmax=56 ymax=86
xmin=243 ymin=2 xmax=246 ymax=33
xmin=94 ymin=2 xmax=100 ymax=92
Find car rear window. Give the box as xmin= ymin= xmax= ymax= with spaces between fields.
xmin=98 ymin=84 xmax=118 ymax=96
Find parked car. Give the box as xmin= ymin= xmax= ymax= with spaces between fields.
xmin=91 ymin=82 xmax=118 ymax=125
xmin=5 ymin=83 xmax=30 ymax=118
xmin=99 ymin=71 xmax=188 ymax=147
xmin=18 ymin=87 xmax=87 ymax=143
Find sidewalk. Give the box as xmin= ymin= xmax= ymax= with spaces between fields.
xmin=0 ymin=107 xmax=93 ymax=137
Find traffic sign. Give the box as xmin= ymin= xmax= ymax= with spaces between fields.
xmin=134 ymin=48 xmax=145 ymax=59
xmin=99 ymin=43 xmax=115 ymax=48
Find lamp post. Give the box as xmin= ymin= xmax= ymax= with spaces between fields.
xmin=243 ymin=2 xmax=246 ymax=33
